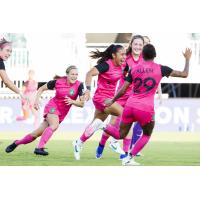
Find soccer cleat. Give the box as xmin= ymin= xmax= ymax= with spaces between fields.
xmin=119 ymin=152 xmax=128 ymax=160
xmin=34 ymin=148 xmax=49 ymax=156
xmin=96 ymin=144 xmax=105 ymax=159
xmin=109 ymin=141 xmax=125 ymax=154
xmin=122 ymin=155 xmax=140 ymax=166
xmin=72 ymin=140 xmax=82 ymax=160
xmin=5 ymin=142 xmax=18 ymax=153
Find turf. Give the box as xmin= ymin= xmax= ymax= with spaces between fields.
xmin=0 ymin=132 xmax=200 ymax=166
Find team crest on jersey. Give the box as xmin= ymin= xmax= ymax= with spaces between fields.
xmin=50 ymin=107 xmax=56 ymax=113
xmin=69 ymin=89 xmax=75 ymax=96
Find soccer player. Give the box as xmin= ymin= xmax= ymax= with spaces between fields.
xmin=6 ymin=65 xmax=85 ymax=156
xmin=16 ymin=70 xmax=39 ymax=128
xmin=103 ymin=44 xmax=192 ymax=165
xmin=129 ymin=35 xmax=163 ymax=157
xmin=72 ymin=44 xmax=126 ymax=160
xmin=96 ymin=35 xmax=145 ymax=159
xmin=0 ymin=38 xmax=25 ymax=99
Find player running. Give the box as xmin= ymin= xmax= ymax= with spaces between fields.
xmin=6 ymin=65 xmax=85 ymax=156
xmin=103 ymin=44 xmax=192 ymax=165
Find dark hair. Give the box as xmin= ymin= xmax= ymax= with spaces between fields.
xmin=142 ymin=44 xmax=156 ymax=60
xmin=53 ymin=65 xmax=78 ymax=80
xmin=0 ymin=38 xmax=11 ymax=49
xmin=126 ymin=35 xmax=144 ymax=55
xmin=90 ymin=44 xmax=124 ymax=64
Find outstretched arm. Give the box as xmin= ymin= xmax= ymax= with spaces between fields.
xmin=105 ymin=81 xmax=130 ymax=107
xmin=34 ymin=83 xmax=48 ymax=110
xmin=170 ymin=48 xmax=192 ymax=78
xmin=0 ymin=70 xmax=21 ymax=95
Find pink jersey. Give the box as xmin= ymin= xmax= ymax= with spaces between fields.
xmin=126 ymin=60 xmax=162 ymax=113
xmin=93 ymin=59 xmax=123 ymax=110
xmin=24 ymin=80 xmax=38 ymax=93
xmin=116 ymin=54 xmax=143 ymax=106
xmin=44 ymin=77 xmax=81 ymax=122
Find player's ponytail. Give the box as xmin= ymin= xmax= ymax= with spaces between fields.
xmin=53 ymin=75 xmax=62 ymax=80
xmin=90 ymin=44 xmax=124 ymax=64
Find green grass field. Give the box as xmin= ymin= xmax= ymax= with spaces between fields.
xmin=1 ymin=132 xmax=200 ymax=166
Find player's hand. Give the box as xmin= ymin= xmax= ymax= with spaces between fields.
xmin=34 ymin=99 xmax=40 ymax=110
xmin=84 ymin=90 xmax=91 ymax=101
xmin=104 ymin=98 xmax=114 ymax=107
xmin=183 ymin=48 xmax=192 ymax=60
xmin=64 ymin=97 xmax=74 ymax=105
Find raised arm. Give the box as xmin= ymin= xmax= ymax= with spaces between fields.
xmin=170 ymin=48 xmax=192 ymax=78
xmin=105 ymin=81 xmax=131 ymax=107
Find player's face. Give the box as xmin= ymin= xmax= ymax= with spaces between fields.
xmin=28 ymin=70 xmax=35 ymax=79
xmin=68 ymin=69 xmax=78 ymax=83
xmin=113 ymin=48 xmax=126 ymax=65
xmin=0 ymin=45 xmax=12 ymax=61
xmin=144 ymin=37 xmax=150 ymax=45
xmin=131 ymin=38 xmax=144 ymax=56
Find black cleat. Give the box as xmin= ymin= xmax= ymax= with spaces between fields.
xmin=34 ymin=148 xmax=49 ymax=156
xmin=5 ymin=142 xmax=18 ymax=153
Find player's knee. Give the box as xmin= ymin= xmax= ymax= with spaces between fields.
xmin=119 ymin=130 xmax=128 ymax=139
xmin=50 ymin=124 xmax=59 ymax=131
xmin=142 ymin=121 xmax=155 ymax=136
xmin=143 ymin=131 xmax=152 ymax=136
xmin=32 ymin=133 xmax=41 ymax=138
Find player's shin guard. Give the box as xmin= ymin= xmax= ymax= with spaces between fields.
xmin=131 ymin=122 xmax=143 ymax=148
xmin=99 ymin=132 xmax=110 ymax=146
xmin=123 ymin=138 xmax=131 ymax=153
xmin=15 ymin=134 xmax=36 ymax=145
xmin=80 ymin=118 xmax=104 ymax=143
xmin=130 ymin=134 xmax=151 ymax=156
xmin=104 ymin=124 xmax=121 ymax=139
xmin=38 ymin=127 xmax=53 ymax=148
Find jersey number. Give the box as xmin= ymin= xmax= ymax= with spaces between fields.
xmin=134 ymin=77 xmax=156 ymax=93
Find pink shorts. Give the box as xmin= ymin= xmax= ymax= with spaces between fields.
xmin=92 ymin=98 xmax=106 ymax=112
xmin=116 ymin=99 xmax=127 ymax=107
xmin=121 ymin=105 xmax=154 ymax=126
xmin=43 ymin=102 xmax=68 ymax=123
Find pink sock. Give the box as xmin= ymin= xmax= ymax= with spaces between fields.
xmin=130 ymin=134 xmax=151 ymax=156
xmin=15 ymin=134 xmax=36 ymax=145
xmin=123 ymin=138 xmax=131 ymax=153
xmin=80 ymin=124 xmax=94 ymax=142
xmin=38 ymin=127 xmax=53 ymax=148
xmin=104 ymin=124 xmax=121 ymax=139
xmin=99 ymin=132 xmax=110 ymax=146
xmin=80 ymin=118 xmax=103 ymax=142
